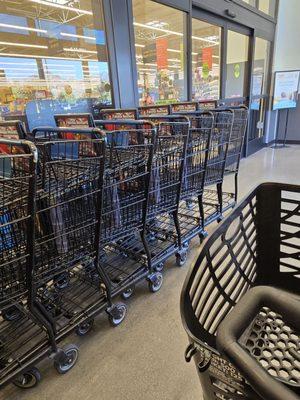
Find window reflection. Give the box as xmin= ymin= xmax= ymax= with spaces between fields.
xmin=0 ymin=0 xmax=112 ymax=129
xmin=192 ymin=19 xmax=221 ymax=101
xmin=133 ymin=0 xmax=187 ymax=106
xmin=225 ymin=30 xmax=249 ymax=98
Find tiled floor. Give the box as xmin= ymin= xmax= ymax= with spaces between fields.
xmin=1 ymin=145 xmax=299 ymax=400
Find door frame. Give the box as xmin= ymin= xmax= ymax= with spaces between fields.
xmin=192 ymin=8 xmax=254 ymax=157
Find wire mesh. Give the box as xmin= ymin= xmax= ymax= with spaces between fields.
xmin=0 ymin=141 xmax=36 ymax=307
xmin=147 ymin=122 xmax=189 ymax=218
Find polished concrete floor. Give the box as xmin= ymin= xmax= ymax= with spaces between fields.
xmin=2 ymin=145 xmax=299 ymax=400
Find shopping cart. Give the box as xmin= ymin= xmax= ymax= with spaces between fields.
xmin=181 ymin=182 xmax=300 ymax=400
xmin=0 ymin=139 xmax=78 ymax=389
xmin=96 ymin=118 xmax=190 ymax=275
xmin=97 ymin=126 xmax=163 ymax=297
xmin=223 ymin=105 xmax=248 ymax=207
xmin=29 ymin=127 xmax=127 ymax=338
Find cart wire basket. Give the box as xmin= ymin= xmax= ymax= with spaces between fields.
xmin=181 ymin=182 xmax=300 ymax=400
xmin=0 ymin=139 xmax=56 ymax=389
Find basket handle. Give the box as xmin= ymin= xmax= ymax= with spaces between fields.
xmin=185 ymin=343 xmax=197 ymax=362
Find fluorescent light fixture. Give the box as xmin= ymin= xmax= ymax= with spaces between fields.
xmin=191 ymin=35 xmax=219 ymax=45
xmin=213 ymin=55 xmax=220 ymax=59
xmin=167 ymin=58 xmax=180 ymax=62
xmin=138 ymin=68 xmax=156 ymax=72
xmin=192 ymin=61 xmax=197 ymax=64
xmin=192 ymin=52 xmax=197 ymax=56
xmin=63 ymin=47 xmax=97 ymax=54
xmin=0 ymin=23 xmax=47 ymax=33
xmin=0 ymin=67 xmax=37 ymax=71
xmin=0 ymin=41 xmax=48 ymax=49
xmin=167 ymin=48 xmax=181 ymax=53
xmin=134 ymin=22 xmax=218 ymax=44
xmin=134 ymin=22 xmax=183 ymax=37
xmin=29 ymin=0 xmax=92 ymax=15
xmin=0 ymin=61 xmax=36 ymax=65
xmin=135 ymin=43 xmax=145 ymax=48
xmin=61 ymin=32 xmax=96 ymax=41
xmin=0 ymin=52 xmax=98 ymax=62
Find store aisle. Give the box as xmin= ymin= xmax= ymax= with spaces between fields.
xmin=2 ymin=146 xmax=299 ymax=400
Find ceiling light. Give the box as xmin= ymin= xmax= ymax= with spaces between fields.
xmin=167 ymin=48 xmax=181 ymax=53
xmin=138 ymin=68 xmax=156 ymax=72
xmin=191 ymin=35 xmax=219 ymax=45
xmin=135 ymin=43 xmax=145 ymax=48
xmin=0 ymin=52 xmax=98 ymax=62
xmin=29 ymin=0 xmax=92 ymax=15
xmin=0 ymin=67 xmax=37 ymax=71
xmin=0 ymin=41 xmax=48 ymax=49
xmin=134 ymin=22 xmax=183 ymax=37
xmin=63 ymin=47 xmax=97 ymax=54
xmin=167 ymin=58 xmax=180 ymax=62
xmin=0 ymin=23 xmax=47 ymax=33
xmin=213 ymin=55 xmax=220 ymax=59
xmin=61 ymin=32 xmax=96 ymax=41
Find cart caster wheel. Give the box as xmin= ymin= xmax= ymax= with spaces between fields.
xmin=75 ymin=318 xmax=94 ymax=336
xmin=2 ymin=305 xmax=22 ymax=321
xmin=147 ymin=232 xmax=157 ymax=242
xmin=154 ymin=262 xmax=164 ymax=272
xmin=121 ymin=287 xmax=134 ymax=300
xmin=109 ymin=303 xmax=127 ymax=327
xmin=217 ymin=216 xmax=223 ymax=223
xmin=185 ymin=200 xmax=193 ymax=210
xmin=176 ymin=251 xmax=187 ymax=267
xmin=54 ymin=345 xmax=79 ymax=374
xmin=54 ymin=273 xmax=70 ymax=290
xmin=13 ymin=367 xmax=41 ymax=389
xmin=148 ymin=272 xmax=163 ymax=293
xmin=182 ymin=241 xmax=190 ymax=250
xmin=199 ymin=231 xmax=208 ymax=243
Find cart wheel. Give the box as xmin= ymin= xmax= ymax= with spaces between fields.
xmin=75 ymin=318 xmax=94 ymax=336
xmin=2 ymin=305 xmax=22 ymax=322
xmin=148 ymin=272 xmax=163 ymax=293
xmin=199 ymin=231 xmax=208 ymax=243
xmin=54 ymin=273 xmax=70 ymax=290
xmin=121 ymin=287 xmax=134 ymax=300
xmin=13 ymin=367 xmax=41 ymax=389
xmin=183 ymin=240 xmax=190 ymax=250
xmin=217 ymin=216 xmax=223 ymax=223
xmin=54 ymin=345 xmax=79 ymax=374
xmin=176 ymin=251 xmax=187 ymax=267
xmin=154 ymin=262 xmax=164 ymax=272
xmin=147 ymin=231 xmax=157 ymax=242
xmin=109 ymin=303 xmax=127 ymax=327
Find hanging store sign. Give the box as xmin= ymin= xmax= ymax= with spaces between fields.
xmin=202 ymin=47 xmax=213 ymax=70
xmin=273 ymin=70 xmax=300 ymax=110
xmin=156 ymin=38 xmax=168 ymax=70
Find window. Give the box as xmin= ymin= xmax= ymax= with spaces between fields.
xmin=250 ymin=37 xmax=271 ymax=139
xmin=0 ymin=0 xmax=112 ymax=129
xmin=132 ymin=0 xmax=187 ymax=106
xmin=258 ymin=0 xmax=277 ymax=17
xmin=192 ymin=19 xmax=221 ymax=101
xmin=225 ymin=30 xmax=249 ymax=98
xmin=241 ymin=0 xmax=256 ymax=7
xmin=252 ymin=37 xmax=271 ymax=96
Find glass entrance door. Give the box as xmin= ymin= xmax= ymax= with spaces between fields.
xmin=225 ymin=30 xmax=250 ymax=102
xmin=247 ymin=37 xmax=271 ymax=155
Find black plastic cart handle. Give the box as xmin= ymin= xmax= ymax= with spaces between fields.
xmin=216 ymin=286 xmax=300 ymax=400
